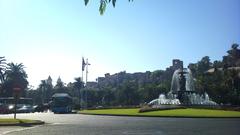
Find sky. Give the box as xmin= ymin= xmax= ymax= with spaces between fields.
xmin=0 ymin=0 xmax=240 ymax=88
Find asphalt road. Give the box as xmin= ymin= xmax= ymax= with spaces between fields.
xmin=1 ymin=112 xmax=240 ymax=135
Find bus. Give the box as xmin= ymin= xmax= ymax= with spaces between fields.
xmin=51 ymin=93 xmax=72 ymax=113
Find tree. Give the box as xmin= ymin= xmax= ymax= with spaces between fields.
xmin=46 ymin=76 xmax=53 ymax=88
xmin=189 ymin=56 xmax=213 ymax=93
xmin=188 ymin=44 xmax=240 ymax=105
xmin=223 ymin=69 xmax=240 ymax=105
xmin=3 ymin=63 xmax=28 ymax=97
xmin=73 ymin=77 xmax=84 ymax=107
xmin=116 ymin=80 xmax=139 ymax=105
xmin=223 ymin=43 xmax=240 ymax=67
xmin=55 ymin=77 xmax=64 ymax=88
xmin=35 ymin=76 xmax=54 ymax=104
xmin=198 ymin=56 xmax=212 ymax=73
xmin=0 ymin=57 xmax=6 ymax=83
xmin=39 ymin=80 xmax=47 ymax=104
xmin=213 ymin=60 xmax=223 ymax=69
xmin=82 ymin=88 xmax=99 ymax=107
xmin=45 ymin=76 xmax=53 ymax=101
xmin=101 ymin=88 xmax=115 ymax=106
xmin=150 ymin=70 xmax=165 ymax=84
xmin=84 ymin=0 xmax=133 ymax=15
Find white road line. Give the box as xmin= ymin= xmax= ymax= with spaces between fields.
xmin=2 ymin=125 xmax=43 ymax=135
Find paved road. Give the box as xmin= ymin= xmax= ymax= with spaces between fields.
xmin=1 ymin=112 xmax=240 ymax=135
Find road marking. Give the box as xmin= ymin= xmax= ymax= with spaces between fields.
xmin=122 ymin=131 xmax=164 ymax=135
xmin=48 ymin=123 xmax=66 ymax=125
xmin=1 ymin=125 xmax=43 ymax=135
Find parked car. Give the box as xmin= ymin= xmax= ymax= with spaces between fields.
xmin=0 ymin=103 xmax=9 ymax=114
xmin=33 ymin=104 xmax=45 ymax=112
xmin=17 ymin=105 xmax=34 ymax=113
xmin=7 ymin=104 xmax=15 ymax=113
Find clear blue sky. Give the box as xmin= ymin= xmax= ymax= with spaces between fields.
xmin=0 ymin=0 xmax=239 ymax=88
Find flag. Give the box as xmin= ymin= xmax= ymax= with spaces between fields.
xmin=82 ymin=57 xmax=86 ymax=71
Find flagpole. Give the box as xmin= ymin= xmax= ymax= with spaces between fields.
xmin=85 ymin=58 xmax=88 ymax=109
xmin=81 ymin=57 xmax=85 ymax=110
xmin=86 ymin=58 xmax=88 ymax=86
xmin=81 ymin=67 xmax=83 ymax=110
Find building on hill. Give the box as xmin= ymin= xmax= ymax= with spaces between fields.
xmin=94 ymin=59 xmax=183 ymax=90
xmin=86 ymin=81 xmax=98 ymax=89
xmin=165 ymin=59 xmax=183 ymax=75
xmin=170 ymin=59 xmax=183 ymax=70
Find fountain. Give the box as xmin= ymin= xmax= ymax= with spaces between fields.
xmin=149 ymin=68 xmax=217 ymax=107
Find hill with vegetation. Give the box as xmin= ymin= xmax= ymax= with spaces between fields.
xmin=1 ymin=44 xmax=240 ymax=107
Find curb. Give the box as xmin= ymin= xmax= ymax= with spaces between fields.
xmin=78 ymin=113 xmax=240 ymax=119
xmin=0 ymin=120 xmax=45 ymax=126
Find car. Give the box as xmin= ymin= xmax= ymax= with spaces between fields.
xmin=96 ymin=106 xmax=103 ymax=109
xmin=0 ymin=103 xmax=9 ymax=114
xmin=17 ymin=105 xmax=34 ymax=113
xmin=7 ymin=104 xmax=15 ymax=113
xmin=7 ymin=104 xmax=23 ymax=113
xmin=33 ymin=104 xmax=45 ymax=112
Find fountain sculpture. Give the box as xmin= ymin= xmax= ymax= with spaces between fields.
xmin=149 ymin=68 xmax=217 ymax=106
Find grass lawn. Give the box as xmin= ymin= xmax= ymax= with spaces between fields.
xmin=0 ymin=119 xmax=41 ymax=125
xmin=79 ymin=108 xmax=240 ymax=118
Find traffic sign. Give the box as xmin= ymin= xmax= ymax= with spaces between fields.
xmin=13 ymin=84 xmax=22 ymax=93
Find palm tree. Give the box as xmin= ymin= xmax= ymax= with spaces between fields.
xmin=73 ymin=77 xmax=84 ymax=108
xmin=0 ymin=57 xmax=6 ymax=83
xmin=84 ymin=0 xmax=133 ymax=15
xmin=55 ymin=77 xmax=64 ymax=89
xmin=39 ymin=80 xmax=47 ymax=104
xmin=3 ymin=63 xmax=28 ymax=97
